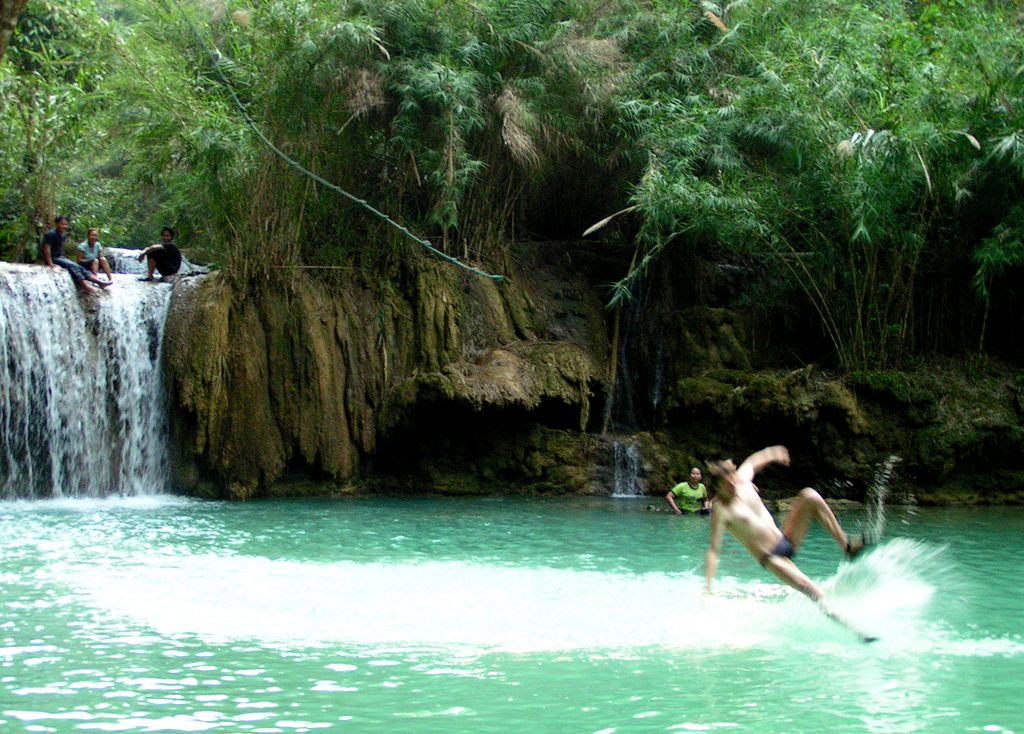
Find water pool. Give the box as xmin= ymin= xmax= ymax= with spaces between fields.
xmin=1 ymin=496 xmax=1021 ymax=733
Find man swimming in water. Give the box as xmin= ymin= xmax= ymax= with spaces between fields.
xmin=704 ymin=445 xmax=869 ymax=602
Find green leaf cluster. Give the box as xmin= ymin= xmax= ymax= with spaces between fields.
xmin=92 ymin=0 xmax=632 ymax=282
xmin=0 ymin=0 xmax=116 ymax=257
xmin=619 ymin=0 xmax=1024 ymax=368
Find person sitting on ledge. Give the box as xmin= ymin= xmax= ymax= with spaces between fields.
xmin=41 ymin=215 xmax=112 ymax=295
xmin=137 ymin=226 xmax=182 ymax=282
xmin=76 ymin=227 xmax=113 ymax=282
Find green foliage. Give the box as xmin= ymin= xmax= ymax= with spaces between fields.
xmin=0 ymin=0 xmax=112 ymax=259
xmin=614 ymin=0 xmax=1024 ymax=368
xmin=96 ymin=0 xmax=632 ymax=283
xmin=4 ymin=0 xmax=1024 ymax=370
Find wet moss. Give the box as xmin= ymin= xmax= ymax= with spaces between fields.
xmin=655 ymin=361 xmax=1024 ymax=504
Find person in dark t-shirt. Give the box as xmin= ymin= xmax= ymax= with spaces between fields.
xmin=137 ymin=226 xmax=183 ymax=282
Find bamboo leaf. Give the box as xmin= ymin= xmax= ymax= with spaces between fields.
xmin=582 ymin=205 xmax=639 ymax=237
xmin=913 ymin=144 xmax=932 ymax=194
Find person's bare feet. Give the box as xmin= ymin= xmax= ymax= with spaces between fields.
xmin=845 ymin=530 xmax=873 ymax=559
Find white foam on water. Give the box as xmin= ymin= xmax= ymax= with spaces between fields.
xmin=0 ymin=494 xmax=196 ymax=512
xmin=48 ymin=536 xmax=1014 ymax=657
xmin=60 ymin=554 xmax=713 ymax=652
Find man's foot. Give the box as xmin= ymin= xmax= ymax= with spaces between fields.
xmin=845 ymin=530 xmax=873 ymax=559
xmin=80 ymin=282 xmax=99 ymax=295
xmin=138 ymin=276 xmax=154 ymax=282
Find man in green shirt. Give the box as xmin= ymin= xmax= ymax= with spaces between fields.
xmin=665 ymin=467 xmax=711 ymax=514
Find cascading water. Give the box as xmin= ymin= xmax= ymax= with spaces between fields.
xmin=602 ymin=276 xmax=666 ymax=434
xmin=610 ymin=438 xmax=644 ymax=497
xmin=649 ymin=341 xmax=665 ymax=426
xmin=0 ymin=262 xmax=174 ymax=498
xmin=605 ymin=293 xmax=644 ymax=432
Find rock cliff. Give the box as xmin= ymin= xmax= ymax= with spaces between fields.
xmin=161 ymin=246 xmax=1024 ymax=503
xmin=162 ymin=247 xmax=607 ymax=498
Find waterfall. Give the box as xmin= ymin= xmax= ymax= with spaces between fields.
xmin=610 ymin=438 xmax=644 ymax=497
xmin=0 ymin=263 xmax=174 ymax=498
xmin=649 ymin=341 xmax=664 ymax=427
xmin=603 ymin=277 xmax=665 ymax=434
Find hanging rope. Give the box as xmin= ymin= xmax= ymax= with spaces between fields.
xmin=162 ymin=0 xmax=504 ymax=283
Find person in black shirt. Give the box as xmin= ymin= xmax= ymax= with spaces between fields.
xmin=137 ymin=227 xmax=183 ymax=282
xmin=40 ymin=215 xmax=112 ymax=294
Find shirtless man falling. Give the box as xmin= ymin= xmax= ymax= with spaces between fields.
xmin=704 ymin=445 xmax=869 ymax=602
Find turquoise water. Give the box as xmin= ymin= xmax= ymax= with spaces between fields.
xmin=1 ymin=496 xmax=1021 ymax=733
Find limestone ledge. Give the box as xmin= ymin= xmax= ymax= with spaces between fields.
xmin=162 ymin=250 xmax=608 ymax=499
xmin=158 ymin=259 xmax=1023 ymax=503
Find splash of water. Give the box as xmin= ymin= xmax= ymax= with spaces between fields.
xmin=0 ymin=265 xmax=174 ymax=498
xmin=864 ymin=455 xmax=901 ymax=541
xmin=823 ymin=537 xmax=944 ymax=641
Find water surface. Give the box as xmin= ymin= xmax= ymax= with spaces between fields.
xmin=1 ymin=497 xmax=1021 ymax=733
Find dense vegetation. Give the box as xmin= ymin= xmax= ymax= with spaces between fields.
xmin=2 ymin=0 xmax=1023 ymax=370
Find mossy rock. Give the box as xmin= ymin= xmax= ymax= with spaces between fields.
xmin=677 ymin=306 xmax=751 ymax=373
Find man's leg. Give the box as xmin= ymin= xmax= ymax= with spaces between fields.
xmin=781 ymin=487 xmax=850 ymax=552
xmin=153 ymin=249 xmax=180 ymax=280
xmin=764 ymin=555 xmax=876 ymax=641
xmin=53 ymin=257 xmax=94 ymax=290
xmin=762 ymin=555 xmax=823 ymax=600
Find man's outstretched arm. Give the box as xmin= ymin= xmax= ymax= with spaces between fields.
xmin=736 ymin=445 xmax=790 ymax=481
xmin=705 ymin=512 xmax=725 ymax=593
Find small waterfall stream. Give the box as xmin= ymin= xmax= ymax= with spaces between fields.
xmin=610 ymin=438 xmax=644 ymax=497
xmin=649 ymin=341 xmax=665 ymax=427
xmin=0 ymin=262 xmax=174 ymax=498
